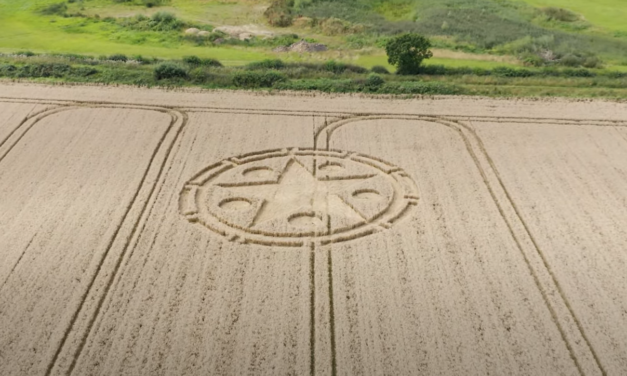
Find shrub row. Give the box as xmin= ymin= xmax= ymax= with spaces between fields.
xmin=419 ymin=64 xmax=627 ymax=78
xmin=146 ymin=61 xmax=462 ymax=94
xmin=182 ymin=55 xmax=222 ymax=67
xmin=0 ymin=63 xmax=98 ymax=78
xmin=232 ymin=71 xmax=287 ymax=88
xmin=274 ymin=77 xmax=463 ymax=95
xmin=7 ymin=52 xmax=625 ymax=79
xmin=245 ymin=59 xmax=369 ymax=74
xmin=242 ymin=59 xmax=627 ymax=79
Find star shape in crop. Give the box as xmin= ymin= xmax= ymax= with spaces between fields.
xmin=219 ymin=158 xmax=376 ymax=227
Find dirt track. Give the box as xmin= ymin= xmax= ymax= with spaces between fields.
xmin=0 ymin=84 xmax=626 ymax=375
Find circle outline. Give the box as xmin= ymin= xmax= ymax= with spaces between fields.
xmin=180 ymin=148 xmax=418 ymax=247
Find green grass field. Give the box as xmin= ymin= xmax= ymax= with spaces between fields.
xmin=519 ymin=0 xmax=627 ymax=33
xmin=0 ymin=0 xmax=272 ymax=64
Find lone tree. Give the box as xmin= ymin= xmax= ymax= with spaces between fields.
xmin=385 ymin=33 xmax=433 ymax=75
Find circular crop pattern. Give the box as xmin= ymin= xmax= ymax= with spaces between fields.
xmin=179 ymin=148 xmax=418 ymax=247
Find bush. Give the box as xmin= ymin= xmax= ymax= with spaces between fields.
xmin=142 ymin=0 xmax=170 ymax=7
xmin=472 ymin=67 xmax=492 ymax=76
xmin=232 ymin=71 xmax=286 ymax=88
xmin=323 ymin=60 xmax=368 ymax=74
xmin=115 ymin=11 xmax=185 ymax=32
xmin=560 ymin=54 xmax=583 ymax=67
xmin=274 ymin=78 xmax=358 ymax=93
xmin=0 ymin=64 xmax=18 ymax=77
xmin=264 ymin=0 xmax=294 ymax=27
xmin=542 ymin=7 xmax=579 ymax=23
xmin=418 ymin=65 xmax=447 ymax=75
xmin=604 ymin=71 xmax=627 ymax=79
xmin=184 ymin=56 xmax=222 ymax=67
xmin=188 ymin=67 xmax=210 ymax=84
xmin=183 ymin=55 xmax=202 ymax=66
xmin=0 ymin=63 xmax=96 ymax=79
xmin=18 ymin=63 xmax=71 ymax=78
xmin=521 ymin=53 xmax=545 ymax=67
xmin=319 ymin=17 xmax=361 ymax=36
xmin=73 ymin=66 xmax=99 ymax=77
xmin=562 ymin=68 xmax=595 ymax=77
xmin=385 ymin=33 xmax=433 ymax=75
xmin=133 ymin=55 xmax=158 ymax=65
xmin=151 ymin=11 xmax=176 ymax=23
xmin=371 ymin=65 xmax=390 ymax=75
xmin=16 ymin=51 xmax=37 ymax=57
xmin=39 ymin=2 xmax=67 ymax=15
xmin=364 ymin=73 xmax=385 ymax=92
xmin=108 ymin=54 xmax=128 ymax=62
xmin=381 ymin=81 xmax=465 ymax=95
xmin=492 ymin=67 xmax=534 ymax=78
xmin=246 ymin=59 xmax=286 ymax=70
xmin=256 ymin=34 xmax=300 ymax=47
xmin=154 ymin=63 xmax=187 ymax=80
xmin=201 ymin=58 xmax=222 ymax=67
xmin=582 ymin=56 xmax=602 ymax=69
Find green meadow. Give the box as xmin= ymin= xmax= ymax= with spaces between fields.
xmin=520 ymin=0 xmax=627 ymax=33
xmin=0 ymin=0 xmax=271 ymax=64
xmin=1 ymin=0 xmax=626 ymax=98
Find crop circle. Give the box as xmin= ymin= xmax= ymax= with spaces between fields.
xmin=180 ymin=148 xmax=418 ymax=247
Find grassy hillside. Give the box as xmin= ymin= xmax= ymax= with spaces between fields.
xmin=293 ymin=0 xmax=627 ymax=67
xmin=2 ymin=0 xmax=627 ymax=69
xmin=0 ymin=0 xmax=273 ymax=64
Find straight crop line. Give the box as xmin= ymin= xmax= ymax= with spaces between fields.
xmin=38 ymin=107 xmax=187 ymax=376
xmin=82 ymin=121 xmax=197 ymax=356
xmin=310 ymin=116 xmax=317 ymax=376
xmin=0 ymin=101 xmax=183 ymax=376
xmin=65 ymin=109 xmax=188 ymax=376
xmin=0 ymin=232 xmax=37 ymax=291
xmin=441 ymin=119 xmax=589 ymax=376
xmin=327 ymin=248 xmax=337 ymax=376
xmin=456 ymin=118 xmax=607 ymax=375
xmin=3 ymin=97 xmax=627 ymax=129
xmin=615 ymin=127 xmax=627 ymax=147
xmin=309 ymin=246 xmax=316 ymax=376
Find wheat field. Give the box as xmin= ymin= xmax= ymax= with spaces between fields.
xmin=1 ymin=84 xmax=626 ymax=375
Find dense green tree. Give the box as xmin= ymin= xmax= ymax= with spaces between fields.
xmin=385 ymin=33 xmax=433 ymax=75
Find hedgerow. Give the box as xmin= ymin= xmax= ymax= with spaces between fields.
xmin=232 ymin=71 xmax=287 ymax=88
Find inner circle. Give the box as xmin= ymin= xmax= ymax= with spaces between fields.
xmin=288 ymin=212 xmax=324 ymax=227
xmin=352 ymin=189 xmax=381 ymax=200
xmin=219 ymin=198 xmax=252 ymax=211
xmin=319 ymin=161 xmax=344 ymax=172
xmin=242 ymin=166 xmax=274 ymax=178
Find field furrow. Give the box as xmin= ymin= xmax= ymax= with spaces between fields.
xmin=0 ymin=102 xmax=54 ymax=150
xmin=474 ymin=121 xmax=627 ymax=374
xmin=0 ymin=107 xmax=172 ymax=375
